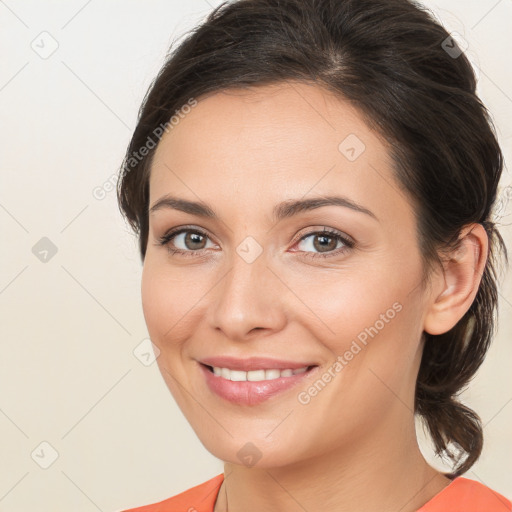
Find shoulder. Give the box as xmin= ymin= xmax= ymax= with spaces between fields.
xmin=419 ymin=476 xmax=512 ymax=512
xmin=119 ymin=473 xmax=224 ymax=512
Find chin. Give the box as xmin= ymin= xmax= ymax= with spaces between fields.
xmin=196 ymin=432 xmax=311 ymax=470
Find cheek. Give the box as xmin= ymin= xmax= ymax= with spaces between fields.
xmin=283 ymin=265 xmax=408 ymax=344
xmin=140 ymin=262 xmax=193 ymax=395
xmin=141 ymin=261 xmax=181 ymax=343
xmin=288 ymin=262 xmax=425 ymax=393
xmin=140 ymin=263 xmax=162 ymax=337
xmin=140 ymin=258 xmax=211 ymax=347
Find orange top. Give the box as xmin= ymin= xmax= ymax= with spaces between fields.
xmin=121 ymin=473 xmax=511 ymax=512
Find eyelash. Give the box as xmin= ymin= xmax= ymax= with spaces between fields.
xmin=157 ymin=225 xmax=355 ymax=260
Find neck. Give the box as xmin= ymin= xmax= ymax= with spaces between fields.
xmin=215 ymin=417 xmax=451 ymax=512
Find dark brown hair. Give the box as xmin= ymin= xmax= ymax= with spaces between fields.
xmin=117 ymin=0 xmax=508 ymax=476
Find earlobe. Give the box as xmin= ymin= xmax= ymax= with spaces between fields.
xmin=423 ymin=224 xmax=487 ymax=336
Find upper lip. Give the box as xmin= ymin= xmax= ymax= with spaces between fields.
xmin=199 ymin=356 xmax=317 ymax=372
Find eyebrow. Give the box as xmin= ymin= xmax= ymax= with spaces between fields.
xmin=149 ymin=194 xmax=378 ymax=222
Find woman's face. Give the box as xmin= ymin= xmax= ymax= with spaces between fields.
xmin=141 ymin=81 xmax=436 ymax=468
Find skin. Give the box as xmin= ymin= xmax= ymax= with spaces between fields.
xmin=141 ymin=81 xmax=488 ymax=512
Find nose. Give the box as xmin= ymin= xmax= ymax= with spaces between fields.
xmin=208 ymin=246 xmax=287 ymax=341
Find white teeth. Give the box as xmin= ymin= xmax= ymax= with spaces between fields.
xmin=210 ymin=366 xmax=310 ymax=381
xmin=247 ymin=369 xmax=265 ymax=381
xmin=265 ymin=369 xmax=281 ymax=380
xmin=229 ymin=370 xmax=247 ymax=382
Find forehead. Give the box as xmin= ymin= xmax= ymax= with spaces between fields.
xmin=154 ymin=81 xmax=383 ymax=160
xmin=148 ymin=81 xmax=414 ymax=227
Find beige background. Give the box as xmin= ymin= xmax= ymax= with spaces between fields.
xmin=0 ymin=1 xmax=511 ymax=510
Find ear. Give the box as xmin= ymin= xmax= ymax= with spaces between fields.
xmin=423 ymin=223 xmax=489 ymax=336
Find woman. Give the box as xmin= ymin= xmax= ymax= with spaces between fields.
xmin=117 ymin=0 xmax=511 ymax=510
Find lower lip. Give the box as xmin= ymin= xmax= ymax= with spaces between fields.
xmin=199 ymin=363 xmax=318 ymax=406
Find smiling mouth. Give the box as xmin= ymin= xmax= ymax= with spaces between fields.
xmin=202 ymin=363 xmax=318 ymax=382
xmin=199 ymin=362 xmax=320 ymax=406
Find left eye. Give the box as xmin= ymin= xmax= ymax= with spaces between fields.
xmin=293 ymin=229 xmax=354 ymax=258
xmin=297 ymin=231 xmax=344 ymax=252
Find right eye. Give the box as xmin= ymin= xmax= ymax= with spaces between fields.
xmin=158 ymin=227 xmax=216 ymax=257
